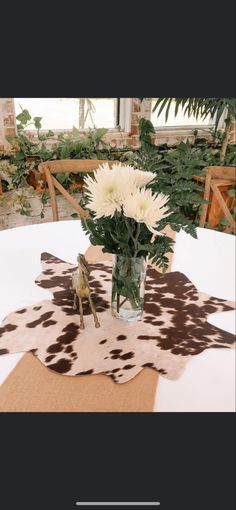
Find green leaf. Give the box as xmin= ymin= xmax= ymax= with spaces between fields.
xmin=91 ymin=127 xmax=108 ymax=140
xmin=14 ymin=152 xmax=25 ymax=161
xmin=16 ymin=109 xmax=31 ymax=125
xmin=47 ymin=130 xmax=55 ymax=137
xmin=33 ymin=117 xmax=42 ymax=129
xmin=220 ymin=216 xmax=229 ymax=226
xmin=55 ymin=173 xmax=67 ymax=184
xmin=72 ymin=126 xmax=81 ymax=139
xmin=227 ymin=188 xmax=236 ymax=197
xmin=41 ymin=191 xmax=51 ymax=204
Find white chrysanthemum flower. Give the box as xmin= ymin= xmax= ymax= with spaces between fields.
xmin=123 ymin=187 xmax=170 ymax=233
xmin=83 ymin=162 xmax=157 ymax=218
xmin=83 ymin=163 xmax=131 ymax=218
xmin=128 ymin=167 xmax=155 ymax=188
xmin=113 ymin=164 xmax=155 ymax=188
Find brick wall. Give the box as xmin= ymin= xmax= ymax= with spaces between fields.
xmin=0 ymin=98 xmax=16 ymax=153
xmin=0 ymin=188 xmax=82 ymax=230
xmin=229 ymin=119 xmax=236 ymax=143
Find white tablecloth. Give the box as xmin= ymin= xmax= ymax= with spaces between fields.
xmin=0 ymin=221 xmax=235 ymax=411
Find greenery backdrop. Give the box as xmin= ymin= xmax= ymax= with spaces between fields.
xmin=0 ymin=103 xmax=235 ymax=231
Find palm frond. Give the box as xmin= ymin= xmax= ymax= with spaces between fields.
xmin=152 ymin=97 xmax=236 ymax=130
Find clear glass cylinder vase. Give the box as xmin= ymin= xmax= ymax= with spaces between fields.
xmin=111 ymin=254 xmax=147 ymax=322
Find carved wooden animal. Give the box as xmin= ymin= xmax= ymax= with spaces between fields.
xmin=72 ymin=253 xmax=100 ymax=329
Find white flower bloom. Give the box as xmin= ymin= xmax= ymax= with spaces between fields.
xmin=83 ymin=163 xmax=131 ymax=218
xmin=112 ymin=164 xmax=155 ymax=188
xmin=83 ymin=163 xmax=158 ymax=218
xmin=127 ymin=167 xmax=155 ymax=188
xmin=123 ymin=187 xmax=170 ymax=233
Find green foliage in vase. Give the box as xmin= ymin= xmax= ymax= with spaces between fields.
xmin=81 ymin=212 xmax=174 ymax=271
xmin=111 ymin=255 xmax=146 ymax=311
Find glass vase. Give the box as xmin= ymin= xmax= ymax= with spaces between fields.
xmin=111 ymin=254 xmax=147 ymax=322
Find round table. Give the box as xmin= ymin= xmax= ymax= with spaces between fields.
xmin=0 ymin=221 xmax=235 ymax=411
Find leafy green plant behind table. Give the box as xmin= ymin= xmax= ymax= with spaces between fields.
xmin=2 ymin=107 xmax=235 ymax=226
xmin=124 ymin=119 xmax=205 ymax=236
xmin=7 ymin=109 xmax=111 ymax=182
xmin=123 ymin=118 xmax=236 ymax=232
xmin=4 ymin=108 xmax=115 ymax=216
xmin=152 ymin=98 xmax=236 ymax=163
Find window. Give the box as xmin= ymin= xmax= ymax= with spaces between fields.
xmin=150 ymin=98 xmax=215 ymax=129
xmin=14 ymin=98 xmax=119 ymax=131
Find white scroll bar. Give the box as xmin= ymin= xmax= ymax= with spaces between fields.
xmin=76 ymin=503 xmax=160 ymax=506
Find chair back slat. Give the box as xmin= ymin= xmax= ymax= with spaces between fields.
xmin=206 ymin=166 xmax=236 ymax=181
xmin=39 ymin=159 xmax=113 ymax=174
xmin=38 ymin=159 xmax=116 ymax=221
xmin=199 ymin=166 xmax=236 ymax=234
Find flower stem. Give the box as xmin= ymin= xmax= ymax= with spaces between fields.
xmin=124 ymin=217 xmax=136 ymax=245
xmin=134 ymin=223 xmax=140 ymax=257
xmin=117 ymin=293 xmax=120 ymax=313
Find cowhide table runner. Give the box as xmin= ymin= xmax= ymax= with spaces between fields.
xmin=0 ymin=252 xmax=235 ymax=384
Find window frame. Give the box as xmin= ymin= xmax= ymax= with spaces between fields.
xmin=13 ymin=98 xmax=132 ymax=135
xmin=118 ymin=98 xmax=132 ymax=133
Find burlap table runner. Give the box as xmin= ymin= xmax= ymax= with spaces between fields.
xmin=0 ymin=353 xmax=158 ymax=412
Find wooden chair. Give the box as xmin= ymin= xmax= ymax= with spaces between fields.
xmin=38 ymin=159 xmax=115 ymax=221
xmin=198 ymin=166 xmax=236 ymax=234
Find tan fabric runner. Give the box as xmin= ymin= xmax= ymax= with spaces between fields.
xmin=0 ymin=352 xmax=158 ymax=412
xmin=1 ymin=237 xmax=175 ymax=412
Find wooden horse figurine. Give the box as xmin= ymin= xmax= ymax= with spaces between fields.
xmin=72 ymin=253 xmax=100 ymax=329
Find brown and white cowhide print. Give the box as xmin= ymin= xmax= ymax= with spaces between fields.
xmin=0 ymin=252 xmax=235 ymax=383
